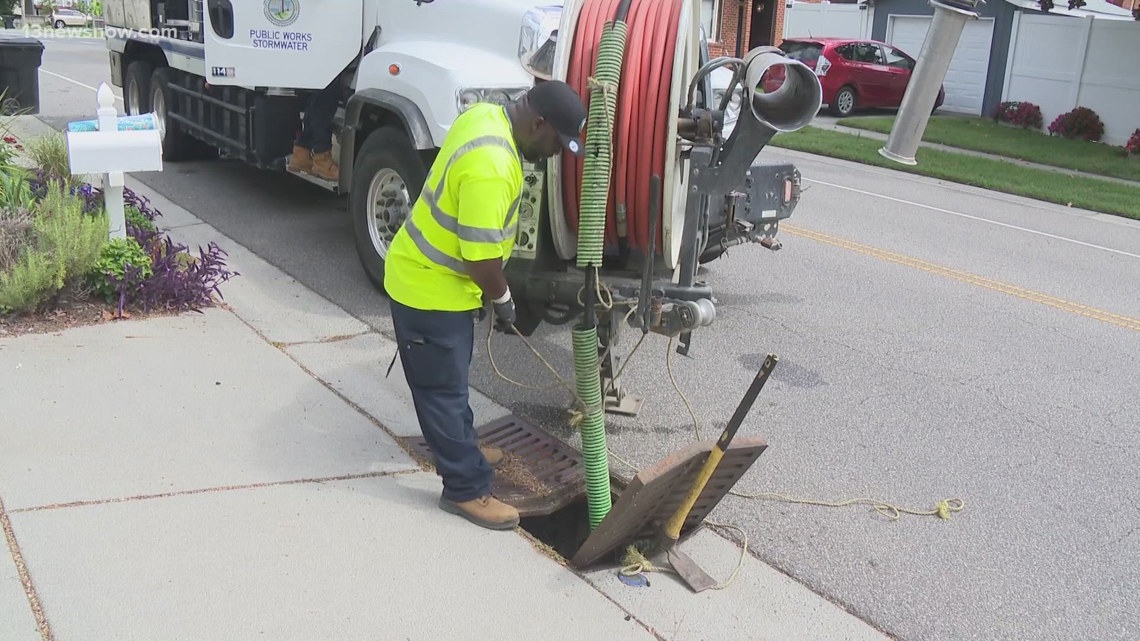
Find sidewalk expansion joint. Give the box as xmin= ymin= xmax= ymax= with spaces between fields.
xmin=223 ymin=309 xmax=429 ymax=468
xmin=0 ymin=495 xmax=53 ymax=641
xmin=8 ymin=469 xmax=420 ymax=515
xmin=269 ymin=330 xmax=375 ymax=349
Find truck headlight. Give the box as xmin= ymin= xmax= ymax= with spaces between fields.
xmin=518 ymin=6 xmax=562 ymax=80
xmin=456 ymin=87 xmax=530 ymax=113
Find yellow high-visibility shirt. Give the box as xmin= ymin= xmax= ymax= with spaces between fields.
xmin=383 ymin=104 xmax=523 ymax=312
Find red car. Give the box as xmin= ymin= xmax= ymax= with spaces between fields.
xmin=763 ymin=37 xmax=945 ymax=117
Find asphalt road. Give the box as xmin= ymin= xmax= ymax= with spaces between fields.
xmin=25 ymin=34 xmax=1140 ymax=641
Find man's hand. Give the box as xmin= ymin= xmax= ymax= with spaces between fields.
xmin=492 ymin=293 xmax=517 ymax=334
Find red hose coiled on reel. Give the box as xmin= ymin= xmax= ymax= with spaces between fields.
xmin=563 ymin=0 xmax=684 ymax=258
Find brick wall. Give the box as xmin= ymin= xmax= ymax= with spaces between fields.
xmin=708 ymin=0 xmax=751 ymax=57
xmin=706 ymin=0 xmax=785 ymax=58
xmin=773 ymin=1 xmax=786 ymax=47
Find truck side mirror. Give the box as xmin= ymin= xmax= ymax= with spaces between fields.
xmin=519 ymin=7 xmax=561 ymax=81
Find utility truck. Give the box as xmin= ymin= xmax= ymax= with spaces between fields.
xmin=102 ymin=0 xmax=822 ymax=415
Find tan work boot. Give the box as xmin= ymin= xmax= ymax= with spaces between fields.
xmin=439 ymin=494 xmax=520 ymax=530
xmin=480 ymin=444 xmax=506 ymax=468
xmin=288 ymin=144 xmax=311 ymax=172
xmin=311 ymin=150 xmax=339 ymax=181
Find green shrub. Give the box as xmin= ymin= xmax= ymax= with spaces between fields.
xmin=126 ymin=205 xmax=156 ymax=233
xmin=0 ymin=166 xmax=36 ymax=211
xmin=0 ymin=205 xmax=34 ymax=274
xmin=26 ymin=131 xmax=79 ymax=185
xmin=88 ymin=236 xmax=153 ymax=303
xmin=0 ymin=184 xmax=108 ymax=315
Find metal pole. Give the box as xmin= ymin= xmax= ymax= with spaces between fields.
xmin=879 ymin=0 xmax=980 ymax=166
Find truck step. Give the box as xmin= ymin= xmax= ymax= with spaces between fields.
xmin=286 ymin=167 xmax=340 ymax=194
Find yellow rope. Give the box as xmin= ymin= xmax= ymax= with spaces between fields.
xmin=619 ymin=542 xmax=673 ymax=577
xmin=664 ymin=335 xmax=965 ymax=522
xmin=487 ymin=299 xmax=647 ymax=428
xmin=485 ymin=308 xmax=966 ymax=589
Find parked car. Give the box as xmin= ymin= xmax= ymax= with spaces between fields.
xmin=50 ymin=8 xmax=89 ymax=29
xmin=765 ymin=37 xmax=945 ymax=117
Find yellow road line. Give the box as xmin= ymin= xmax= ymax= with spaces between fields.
xmin=781 ymin=224 xmax=1140 ymax=333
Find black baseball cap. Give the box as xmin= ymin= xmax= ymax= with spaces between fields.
xmin=526 ymin=80 xmax=588 ymax=156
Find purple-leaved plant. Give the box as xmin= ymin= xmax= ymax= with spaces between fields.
xmin=30 ymin=171 xmax=239 ymax=312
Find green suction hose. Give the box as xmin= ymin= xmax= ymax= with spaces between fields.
xmin=576 ymin=19 xmax=627 ymax=268
xmin=572 ymin=9 xmax=631 ymax=531
xmin=573 ymin=324 xmax=610 ymax=530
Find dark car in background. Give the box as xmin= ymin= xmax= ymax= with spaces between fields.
xmin=765 ymin=37 xmax=945 ymax=117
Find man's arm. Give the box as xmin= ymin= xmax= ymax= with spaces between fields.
xmin=467 ymin=258 xmax=509 ymax=302
xmin=455 ymin=169 xmax=517 ymax=300
xmin=455 ymin=167 xmax=518 ymax=329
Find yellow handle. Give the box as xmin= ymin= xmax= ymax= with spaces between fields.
xmin=663 ymin=445 xmax=727 ymax=540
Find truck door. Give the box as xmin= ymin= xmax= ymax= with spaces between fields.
xmin=203 ymin=0 xmax=364 ymax=89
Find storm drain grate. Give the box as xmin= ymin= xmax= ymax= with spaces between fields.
xmin=569 ymin=437 xmax=768 ymax=569
xmin=399 ymin=415 xmax=586 ymax=517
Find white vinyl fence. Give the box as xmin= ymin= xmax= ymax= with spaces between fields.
xmin=1002 ymin=13 xmax=1140 ymax=146
xmin=783 ymin=1 xmax=874 ymax=40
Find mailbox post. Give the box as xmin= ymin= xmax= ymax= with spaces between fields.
xmin=65 ymin=83 xmax=164 ymax=239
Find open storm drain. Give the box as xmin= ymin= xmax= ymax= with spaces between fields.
xmin=400 ymin=415 xmax=768 ymax=570
xmin=398 ymin=415 xmax=587 ymax=518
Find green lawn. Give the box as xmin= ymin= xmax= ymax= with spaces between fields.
xmin=835 ymin=115 xmax=1140 ymax=183
xmin=768 ymin=127 xmax=1140 ymax=221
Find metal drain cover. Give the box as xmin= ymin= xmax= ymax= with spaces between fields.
xmin=569 ymin=437 xmax=768 ymax=569
xmin=399 ymin=415 xmax=586 ymax=517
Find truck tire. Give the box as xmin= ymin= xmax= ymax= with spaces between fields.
xmin=350 ymin=126 xmax=428 ymax=294
xmin=124 ymin=61 xmax=152 ymax=116
xmin=149 ymin=67 xmax=194 ymax=161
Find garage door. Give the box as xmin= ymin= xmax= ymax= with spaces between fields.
xmin=887 ymin=15 xmax=994 ymax=115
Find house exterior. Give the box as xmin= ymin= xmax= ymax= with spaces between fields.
xmin=702 ymin=0 xmax=788 ymax=57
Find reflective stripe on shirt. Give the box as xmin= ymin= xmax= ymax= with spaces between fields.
xmin=404 ymin=134 xmax=521 ymax=272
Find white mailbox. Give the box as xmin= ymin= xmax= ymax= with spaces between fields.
xmin=65 ymin=83 xmax=164 ymax=239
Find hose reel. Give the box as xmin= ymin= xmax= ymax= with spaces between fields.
xmin=548 ymin=0 xmax=821 ymax=271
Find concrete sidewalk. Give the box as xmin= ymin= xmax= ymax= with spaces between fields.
xmin=0 ymin=115 xmax=891 ymax=641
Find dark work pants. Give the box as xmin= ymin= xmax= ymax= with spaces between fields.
xmin=297 ymin=82 xmax=338 ymax=155
xmin=389 ymin=298 xmax=492 ymax=503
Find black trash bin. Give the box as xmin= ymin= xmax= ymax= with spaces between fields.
xmin=0 ymin=35 xmax=43 ymax=115
xmin=1 ymin=16 xmax=15 ymax=29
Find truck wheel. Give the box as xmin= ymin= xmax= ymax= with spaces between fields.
xmin=350 ymin=126 xmax=427 ymax=294
xmin=149 ymin=67 xmax=194 ymax=161
xmin=124 ymin=61 xmax=152 ymax=116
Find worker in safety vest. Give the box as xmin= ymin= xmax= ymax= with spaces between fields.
xmin=384 ymin=80 xmax=587 ymax=530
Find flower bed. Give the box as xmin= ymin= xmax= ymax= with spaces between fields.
xmin=1047 ymin=106 xmax=1105 ymax=142
xmin=1126 ymin=129 xmax=1140 ymax=159
xmin=992 ymin=101 xmax=1043 ymax=130
xmin=0 ymin=126 xmax=238 ymax=336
